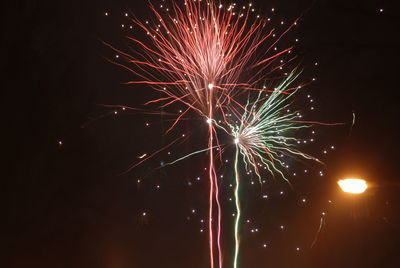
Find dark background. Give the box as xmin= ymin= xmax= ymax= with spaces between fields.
xmin=2 ymin=0 xmax=399 ymax=267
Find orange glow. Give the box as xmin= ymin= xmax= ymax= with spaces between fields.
xmin=338 ymin=178 xmax=368 ymax=194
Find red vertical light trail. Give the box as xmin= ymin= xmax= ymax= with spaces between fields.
xmin=208 ymin=115 xmax=215 ymax=268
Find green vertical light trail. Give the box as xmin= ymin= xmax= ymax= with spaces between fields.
xmin=233 ymin=145 xmax=241 ymax=268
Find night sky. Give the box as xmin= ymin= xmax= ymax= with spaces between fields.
xmin=3 ymin=0 xmax=400 ymax=267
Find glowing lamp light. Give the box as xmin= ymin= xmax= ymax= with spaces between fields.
xmin=338 ymin=178 xmax=368 ymax=194
xmin=208 ymin=83 xmax=214 ymax=90
xmin=234 ymin=138 xmax=240 ymax=144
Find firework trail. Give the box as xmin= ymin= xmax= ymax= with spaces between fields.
xmin=348 ymin=110 xmax=356 ymax=137
xmin=311 ymin=213 xmax=326 ymax=249
xmin=106 ymin=1 xmax=296 ymax=267
xmin=233 ymin=144 xmax=241 ymax=268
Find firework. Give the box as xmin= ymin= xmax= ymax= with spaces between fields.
xmin=229 ymin=70 xmax=322 ymax=183
xmin=226 ymin=70 xmax=326 ymax=268
xmin=106 ymin=1 xmax=296 ymax=267
xmin=106 ymin=1 xmax=294 ymax=121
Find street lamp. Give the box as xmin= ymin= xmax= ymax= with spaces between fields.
xmin=337 ymin=178 xmax=368 ymax=194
